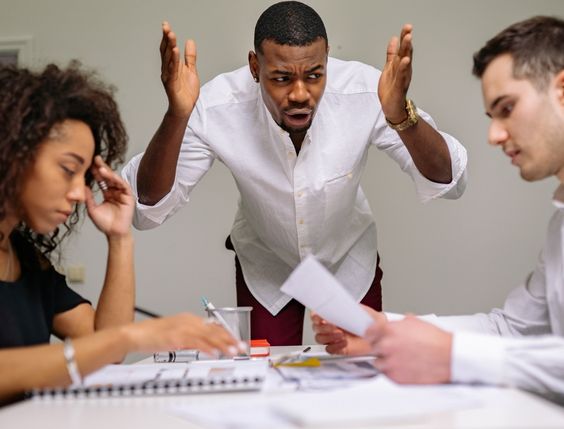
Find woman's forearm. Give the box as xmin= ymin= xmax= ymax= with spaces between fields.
xmin=94 ymin=232 xmax=135 ymax=330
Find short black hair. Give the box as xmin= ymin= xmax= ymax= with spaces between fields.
xmin=254 ymin=1 xmax=328 ymax=53
xmin=473 ymin=16 xmax=564 ymax=90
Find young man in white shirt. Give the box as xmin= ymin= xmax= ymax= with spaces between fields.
xmin=313 ymin=16 xmax=564 ymax=403
xmin=123 ymin=1 xmax=467 ymax=345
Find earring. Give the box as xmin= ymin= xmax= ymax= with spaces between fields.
xmin=253 ymin=76 xmax=259 ymax=83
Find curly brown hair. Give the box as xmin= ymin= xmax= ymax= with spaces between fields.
xmin=0 ymin=61 xmax=128 ymax=258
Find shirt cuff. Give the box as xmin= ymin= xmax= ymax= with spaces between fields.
xmin=384 ymin=312 xmax=404 ymax=321
xmin=384 ymin=312 xmax=439 ymax=323
xmin=411 ymin=132 xmax=468 ymax=203
xmin=451 ymin=331 xmax=505 ymax=386
xmin=121 ymin=153 xmax=187 ymax=228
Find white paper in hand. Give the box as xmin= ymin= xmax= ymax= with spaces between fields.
xmin=280 ymin=255 xmax=373 ymax=336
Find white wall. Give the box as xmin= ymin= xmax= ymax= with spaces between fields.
xmin=2 ymin=0 xmax=563 ymax=345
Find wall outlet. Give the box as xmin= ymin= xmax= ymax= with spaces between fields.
xmin=66 ymin=265 xmax=85 ymax=284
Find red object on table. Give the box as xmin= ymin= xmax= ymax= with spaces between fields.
xmin=250 ymin=339 xmax=270 ymax=357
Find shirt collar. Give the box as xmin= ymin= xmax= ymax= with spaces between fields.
xmin=552 ymin=184 xmax=564 ymax=210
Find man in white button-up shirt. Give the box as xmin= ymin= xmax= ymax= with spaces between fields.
xmin=123 ymin=1 xmax=467 ymax=345
xmin=313 ymin=16 xmax=564 ymax=404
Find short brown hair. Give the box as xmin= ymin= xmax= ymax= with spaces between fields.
xmin=473 ymin=16 xmax=564 ymax=89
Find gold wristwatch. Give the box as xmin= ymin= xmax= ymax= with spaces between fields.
xmin=385 ymin=99 xmax=419 ymax=131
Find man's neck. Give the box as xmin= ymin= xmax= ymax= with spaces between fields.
xmin=290 ymin=131 xmax=306 ymax=155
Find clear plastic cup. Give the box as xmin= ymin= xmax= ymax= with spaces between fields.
xmin=206 ymin=306 xmax=252 ymax=355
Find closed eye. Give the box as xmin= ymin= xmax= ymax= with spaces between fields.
xmin=61 ymin=165 xmax=76 ymax=177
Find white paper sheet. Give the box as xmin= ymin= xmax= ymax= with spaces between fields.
xmin=280 ymin=255 xmax=373 ymax=336
xmin=170 ymin=397 xmax=295 ymax=429
xmin=271 ymin=377 xmax=482 ymax=426
xmin=171 ymin=378 xmax=482 ymax=428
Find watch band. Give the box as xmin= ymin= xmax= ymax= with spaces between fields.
xmin=385 ymin=99 xmax=419 ymax=131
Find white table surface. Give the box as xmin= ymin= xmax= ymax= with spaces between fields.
xmin=1 ymin=345 xmax=564 ymax=429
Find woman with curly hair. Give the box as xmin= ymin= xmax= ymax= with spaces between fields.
xmin=0 ymin=63 xmax=241 ymax=403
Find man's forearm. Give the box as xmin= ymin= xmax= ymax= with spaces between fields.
xmin=137 ymin=112 xmax=190 ymax=205
xmin=397 ymin=119 xmax=453 ymax=184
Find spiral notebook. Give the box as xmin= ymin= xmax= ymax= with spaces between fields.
xmin=29 ymin=359 xmax=268 ymax=399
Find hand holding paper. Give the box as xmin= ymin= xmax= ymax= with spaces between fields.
xmin=280 ymin=255 xmax=374 ymax=337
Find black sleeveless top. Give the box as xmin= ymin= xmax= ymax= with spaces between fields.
xmin=0 ymin=233 xmax=89 ymax=348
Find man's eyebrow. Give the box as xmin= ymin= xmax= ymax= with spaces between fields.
xmin=271 ymin=69 xmax=293 ymax=76
xmin=305 ymin=64 xmax=324 ymax=74
xmin=270 ymin=64 xmax=325 ymax=75
xmin=489 ymin=95 xmax=508 ymax=113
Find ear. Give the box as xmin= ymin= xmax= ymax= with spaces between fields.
xmin=248 ymin=51 xmax=259 ymax=83
xmin=555 ymin=69 xmax=564 ymax=106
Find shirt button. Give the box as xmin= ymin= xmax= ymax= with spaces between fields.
xmin=297 ymin=191 xmax=303 ymax=198
xmin=347 ymin=173 xmax=353 ymax=179
xmin=298 ymin=219 xmax=304 ymax=225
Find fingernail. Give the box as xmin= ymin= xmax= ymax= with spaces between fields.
xmin=227 ymin=346 xmax=238 ymax=356
xmin=238 ymin=341 xmax=248 ymax=353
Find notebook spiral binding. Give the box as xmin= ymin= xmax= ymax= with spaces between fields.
xmin=28 ymin=375 xmax=265 ymax=399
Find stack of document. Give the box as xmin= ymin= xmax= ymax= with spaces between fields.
xmin=274 ymin=354 xmax=379 ymax=391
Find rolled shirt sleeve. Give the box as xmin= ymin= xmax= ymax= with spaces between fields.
xmin=371 ymin=107 xmax=468 ymax=203
xmin=122 ymin=153 xmax=188 ymax=229
xmin=121 ymin=100 xmax=217 ymax=230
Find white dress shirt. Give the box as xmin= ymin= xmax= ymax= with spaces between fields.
xmin=424 ymin=187 xmax=564 ymax=403
xmin=122 ymin=57 xmax=468 ymax=315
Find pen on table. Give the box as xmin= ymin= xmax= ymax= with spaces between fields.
xmin=154 ymin=350 xmax=200 ymax=363
xmin=274 ymin=346 xmax=312 ymax=366
xmin=201 ymin=297 xmax=241 ymax=341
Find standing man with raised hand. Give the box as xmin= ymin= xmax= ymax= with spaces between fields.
xmin=313 ymin=16 xmax=564 ymax=404
xmin=123 ymin=1 xmax=467 ymax=345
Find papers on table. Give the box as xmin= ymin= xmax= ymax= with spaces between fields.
xmin=280 ymin=255 xmax=374 ymax=336
xmin=271 ymin=377 xmax=482 ymax=426
xmin=82 ymin=360 xmax=268 ymax=386
xmin=171 ymin=397 xmax=296 ymax=429
xmin=170 ymin=377 xmax=482 ymax=428
xmin=275 ymin=354 xmax=379 ymax=391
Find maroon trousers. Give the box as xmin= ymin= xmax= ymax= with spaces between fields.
xmin=227 ymin=237 xmax=383 ymax=346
